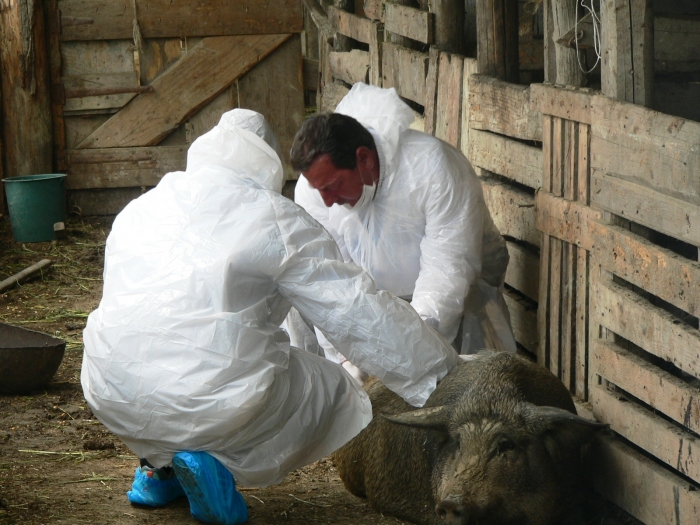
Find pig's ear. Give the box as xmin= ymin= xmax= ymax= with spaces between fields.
xmin=380 ymin=405 xmax=450 ymax=432
xmin=524 ymin=404 xmax=608 ymax=453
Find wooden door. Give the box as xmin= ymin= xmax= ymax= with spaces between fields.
xmin=47 ymin=0 xmax=305 ymax=215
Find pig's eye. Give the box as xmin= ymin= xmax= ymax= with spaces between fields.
xmin=495 ymin=438 xmax=516 ymax=456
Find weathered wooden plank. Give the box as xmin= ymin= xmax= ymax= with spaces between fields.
xmin=590 ymin=96 xmax=700 ymax=204
xmin=78 ymin=34 xmax=290 ymax=149
xmin=575 ymin=121 xmax=591 ymax=400
xmin=47 ymin=0 xmax=67 ymax=172
xmin=589 ymin=220 xmax=700 ymax=317
xmin=468 ymin=75 xmax=542 ymax=142
xmin=655 ymin=17 xmax=700 ymax=73
xmin=435 ymin=52 xmax=463 ymax=148
xmin=590 ymin=433 xmax=700 ymax=524
xmin=459 ymin=58 xmax=478 ymax=160
xmin=69 ymin=187 xmax=143 ymax=216
xmin=62 ymin=73 xmax=138 ymax=112
xmin=363 ymin=0 xmax=385 ymax=22
xmin=593 ymin=277 xmax=700 ymax=382
xmin=548 ymin=115 xmax=564 ymax=379
xmin=330 ymin=50 xmax=370 ymax=85
xmin=67 ymin=146 xmax=187 ymax=189
xmin=481 ymin=179 xmax=539 ymax=248
xmin=469 ymin=129 xmax=543 ymax=190
xmin=59 ymin=41 xmax=135 ymax=78
xmin=328 ymin=5 xmax=374 ymax=43
xmin=591 ymin=382 xmax=700 ymax=484
xmin=503 ymin=288 xmax=538 ymax=354
xmin=535 ymin=191 xmax=599 ymax=251
xmin=238 ymin=35 xmax=305 ymax=181
xmin=530 ymin=83 xmax=594 ymax=125
xmin=369 ymin=20 xmax=383 ymax=86
xmin=505 ymin=241 xmax=540 ymax=302
xmin=384 ymin=3 xmax=434 ymax=44
xmin=591 ymin=172 xmax=700 ymax=248
xmin=381 ymin=43 xmax=427 ymax=105
xmin=0 ymin=0 xmax=53 ymax=182
xmin=593 ymin=336 xmax=700 ymax=438
xmin=58 ymin=0 xmax=303 ymax=41
xmin=423 ymin=46 xmax=440 ymax=136
xmin=537 ymin=115 xmax=553 ymax=369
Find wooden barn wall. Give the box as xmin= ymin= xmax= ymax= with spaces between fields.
xmin=46 ymin=0 xmax=304 ymax=216
xmin=308 ymin=1 xmax=700 ymax=523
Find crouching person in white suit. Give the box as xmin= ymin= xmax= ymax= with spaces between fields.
xmin=81 ymin=109 xmax=458 ymax=525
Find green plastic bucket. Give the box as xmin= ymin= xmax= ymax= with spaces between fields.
xmin=2 ymin=174 xmax=67 ymax=242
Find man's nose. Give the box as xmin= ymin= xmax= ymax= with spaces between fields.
xmin=320 ymin=192 xmax=336 ymax=207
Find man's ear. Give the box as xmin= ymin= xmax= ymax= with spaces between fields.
xmin=356 ymin=146 xmax=375 ymax=171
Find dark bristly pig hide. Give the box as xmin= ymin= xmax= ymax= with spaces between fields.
xmin=333 ymin=351 xmax=607 ymax=525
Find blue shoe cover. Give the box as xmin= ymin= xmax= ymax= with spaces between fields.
xmin=126 ymin=466 xmax=185 ymax=507
xmin=172 ymin=451 xmax=248 ymax=525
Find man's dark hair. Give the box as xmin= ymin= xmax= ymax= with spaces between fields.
xmin=290 ymin=113 xmax=376 ymax=172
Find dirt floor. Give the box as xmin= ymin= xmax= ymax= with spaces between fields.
xmin=0 ymin=215 xmax=410 ymax=525
xmin=0 ymin=214 xmax=640 ymax=525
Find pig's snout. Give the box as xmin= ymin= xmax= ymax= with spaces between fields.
xmin=436 ymin=495 xmax=473 ymax=525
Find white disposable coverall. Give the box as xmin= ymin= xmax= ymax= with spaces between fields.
xmin=295 ymin=83 xmax=516 ymax=357
xmin=81 ymin=109 xmax=458 ymax=488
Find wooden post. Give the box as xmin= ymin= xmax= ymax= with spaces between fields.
xmin=543 ymin=0 xmax=557 ymax=82
xmin=388 ymin=0 xmax=422 ymax=50
xmin=601 ymin=0 xmax=654 ymax=106
xmin=551 ymin=0 xmax=585 ymax=86
xmin=433 ymin=0 xmax=465 ymax=54
xmin=476 ymin=0 xmax=519 ymax=82
xmin=0 ymin=0 xmax=53 ymax=185
xmin=334 ymin=0 xmax=355 ymax=51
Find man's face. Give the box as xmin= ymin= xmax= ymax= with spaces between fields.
xmin=303 ymin=154 xmax=366 ymax=207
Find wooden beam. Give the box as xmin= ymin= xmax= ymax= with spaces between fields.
xmin=434 ymin=52 xmax=464 ymax=148
xmin=77 ymin=34 xmax=290 ymax=149
xmin=476 ymin=0 xmax=518 ymax=82
xmin=58 ymin=0 xmax=303 ymax=41
xmin=67 ymin=146 xmax=187 ymax=189
xmin=62 ymin=73 xmax=139 ymax=112
xmin=423 ymin=46 xmax=440 ymax=135
xmin=591 ymin=382 xmax=700 ymax=485
xmin=434 ymin=0 xmax=465 ymax=54
xmin=363 ymin=0 xmax=385 ymax=21
xmin=381 ymin=43 xmax=428 ymax=105
xmin=459 ymin=58 xmax=478 ymax=159
xmin=303 ymin=58 xmax=320 ymax=91
xmin=328 ymin=5 xmax=375 ymax=43
xmin=385 ymin=3 xmax=434 ymax=44
xmin=481 ymin=179 xmax=539 ymax=247
xmin=590 ymin=95 xmax=700 ymax=204
xmin=468 ymin=75 xmax=542 ymax=142
xmin=530 ymin=83 xmax=594 ymax=125
xmin=320 ymin=81 xmax=350 ymax=112
xmin=0 ymin=0 xmax=53 ymax=181
xmin=535 ymin=191 xmax=601 ymax=251
xmin=591 ymin=172 xmax=700 ymax=248
xmin=590 ymin=434 xmax=700 ymax=525
xmin=469 ymin=129 xmax=543 ymax=189
xmin=369 ymin=20 xmax=383 ymax=87
xmin=503 ymin=288 xmax=538 ymax=354
xmin=600 ymin=0 xmax=654 ymax=106
xmin=550 ymin=0 xmax=585 ymax=86
xmin=589 ymin=220 xmax=700 ymax=318
xmin=505 ymin=241 xmax=540 ymax=302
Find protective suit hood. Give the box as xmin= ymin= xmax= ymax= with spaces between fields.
xmin=186 ymin=108 xmax=285 ymax=194
xmin=335 ymin=83 xmax=414 ymax=185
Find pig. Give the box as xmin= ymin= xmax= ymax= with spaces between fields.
xmin=332 ymin=351 xmax=606 ymax=525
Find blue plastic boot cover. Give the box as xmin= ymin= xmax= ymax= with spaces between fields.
xmin=126 ymin=466 xmax=185 ymax=507
xmin=172 ymin=451 xmax=248 ymax=525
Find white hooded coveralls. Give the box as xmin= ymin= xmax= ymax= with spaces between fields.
xmin=294 ymin=84 xmax=516 ymax=357
xmin=80 ymin=109 xmax=458 ymax=488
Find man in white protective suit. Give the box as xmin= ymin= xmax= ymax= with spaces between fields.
xmin=81 ymin=108 xmax=459 ymax=525
xmin=290 ymin=83 xmax=516 ymax=381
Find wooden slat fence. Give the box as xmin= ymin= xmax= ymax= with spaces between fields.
xmin=535 ymin=84 xmax=700 ymax=525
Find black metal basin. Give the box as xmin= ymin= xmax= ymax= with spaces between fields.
xmin=0 ymin=322 xmax=66 ymax=394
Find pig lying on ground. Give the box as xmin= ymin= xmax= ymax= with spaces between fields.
xmin=333 ymin=351 xmax=606 ymax=525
